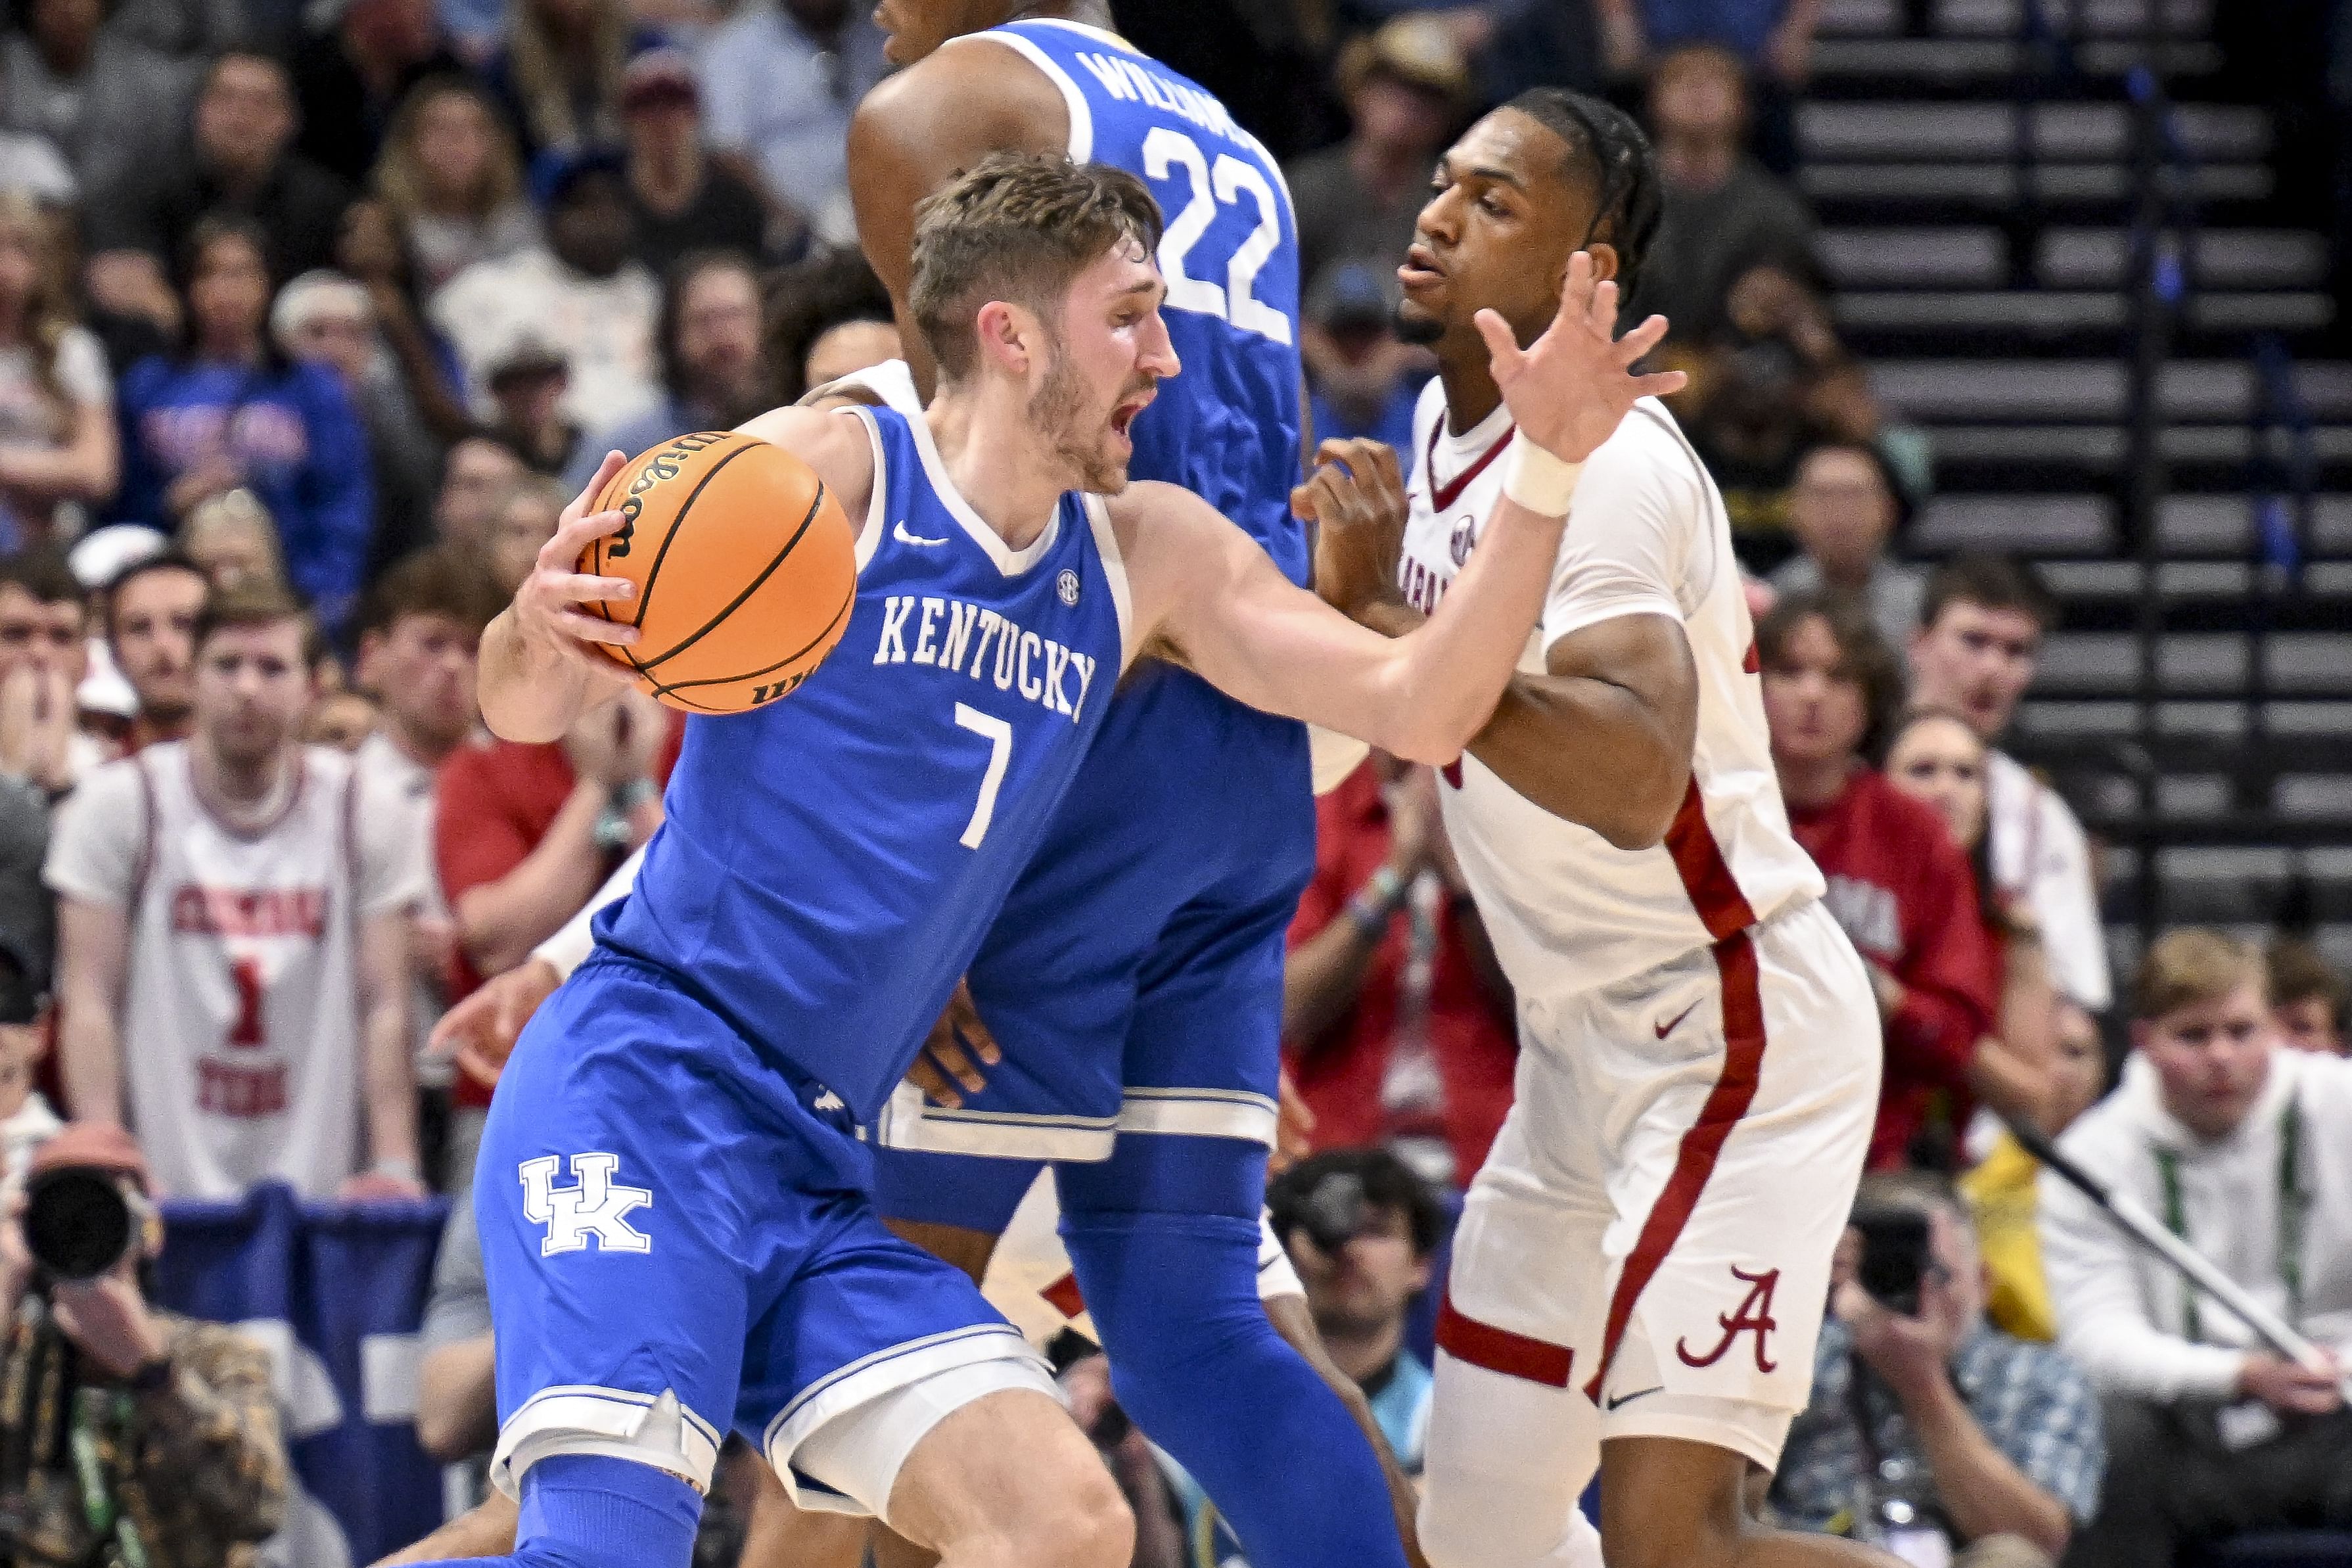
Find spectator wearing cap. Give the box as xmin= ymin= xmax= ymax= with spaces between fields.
xmin=562 ymin=250 xmax=762 ymax=492
xmin=274 ymin=268 xmax=446 ymax=564
xmin=1639 ymin=43 xmax=1818 ymax=346
xmin=1303 ymin=260 xmax=1423 ymax=452
xmin=290 ymin=0 xmax=469 ymax=185
xmin=1286 ymin=16 xmax=1474 ymax=301
xmin=0 ymin=192 xmax=119 ymax=556
xmin=620 ymin=49 xmax=768 ymax=278
xmin=371 ymin=77 xmax=540 ymax=300
xmin=0 ymin=0 xmax=196 ymax=208
xmin=431 ymin=151 xmax=660 ymax=433
xmin=0 ymin=545 xmax=109 ymax=794
xmin=0 ymin=1123 xmax=289 ymax=1568
xmin=114 ymin=217 xmax=377 ymax=636
xmin=697 ymin=0 xmax=888 ymax=250
xmin=97 ymin=553 xmax=206 ymax=753
xmin=761 ymin=245 xmax=897 ymax=407
xmin=87 ymin=51 xmax=353 ymax=338
xmin=1769 ymin=440 xmax=1923 ymax=662
xmin=2269 ymin=937 xmax=2348 ymax=1057
xmin=482 ymin=336 xmax=581 ymax=476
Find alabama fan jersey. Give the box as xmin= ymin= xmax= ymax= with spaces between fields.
xmin=1397 ymin=380 xmax=1823 ymax=998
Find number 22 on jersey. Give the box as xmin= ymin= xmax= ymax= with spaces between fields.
xmin=1141 ymin=127 xmax=1292 ymax=346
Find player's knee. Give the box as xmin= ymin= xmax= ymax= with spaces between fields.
xmin=1023 ymin=1461 xmax=1134 ymax=1568
xmin=1420 ymin=1479 xmax=1591 ymax=1568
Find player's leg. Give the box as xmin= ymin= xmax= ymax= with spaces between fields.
xmin=1416 ymin=1065 xmax=1610 ymax=1568
xmin=743 ymin=1198 xmax=1128 ymax=1568
xmin=1587 ymin=907 xmax=1891 ymax=1568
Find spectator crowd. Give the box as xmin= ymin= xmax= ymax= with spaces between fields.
xmin=0 ymin=0 xmax=2339 ymax=1565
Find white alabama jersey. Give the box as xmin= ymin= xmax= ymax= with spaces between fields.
xmin=1398 ymin=382 xmax=1823 ymax=1000
xmin=120 ymin=743 xmax=372 ymax=1199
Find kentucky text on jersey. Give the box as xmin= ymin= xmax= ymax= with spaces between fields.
xmin=171 ymin=885 xmax=329 ymax=938
xmin=1072 ymin=51 xmax=1251 ymax=147
xmin=871 ymin=593 xmax=1100 ymax=723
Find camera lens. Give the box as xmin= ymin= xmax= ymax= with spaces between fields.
xmin=22 ymin=1168 xmax=133 ymax=1282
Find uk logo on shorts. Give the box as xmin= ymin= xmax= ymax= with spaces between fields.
xmin=519 ymin=1152 xmax=653 ymax=1257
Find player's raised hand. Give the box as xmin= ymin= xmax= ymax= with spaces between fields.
xmin=1296 ymin=437 xmax=1409 ymax=623
xmin=1472 ymin=250 xmax=1685 ymax=466
xmin=509 ymin=451 xmax=645 ymax=674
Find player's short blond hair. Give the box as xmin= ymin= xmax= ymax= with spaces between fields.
xmin=909 ymin=152 xmax=1164 ymax=384
xmin=2133 ymin=929 xmax=2267 ymax=1022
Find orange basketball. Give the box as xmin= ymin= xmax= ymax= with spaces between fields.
xmin=579 ymin=431 xmax=858 ymax=714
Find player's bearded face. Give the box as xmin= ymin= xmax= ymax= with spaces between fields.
xmin=1030 ymin=333 xmax=1153 ymax=496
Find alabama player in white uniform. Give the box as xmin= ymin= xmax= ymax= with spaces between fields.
xmin=1320 ymin=91 xmax=1890 ymax=1568
xmin=47 ymin=581 xmax=430 ymax=1201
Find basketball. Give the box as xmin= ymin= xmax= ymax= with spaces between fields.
xmin=579 ymin=430 xmax=859 ymax=714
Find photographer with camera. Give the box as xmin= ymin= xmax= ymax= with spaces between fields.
xmin=0 ymin=1122 xmax=287 ymax=1567
xmin=1770 ymin=1172 xmax=2104 ymax=1568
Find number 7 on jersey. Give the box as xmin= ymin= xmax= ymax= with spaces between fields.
xmin=954 ymin=703 xmax=1013 ymax=848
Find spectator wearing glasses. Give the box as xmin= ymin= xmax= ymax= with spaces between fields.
xmin=697 ymin=0 xmax=889 ymax=251
xmin=2045 ymin=930 xmax=2352 ymax=1568
xmin=0 ymin=545 xmax=108 ymax=794
xmin=1770 ymin=1172 xmax=2104 ymax=1568
xmin=1906 ymin=555 xmax=2110 ymax=1014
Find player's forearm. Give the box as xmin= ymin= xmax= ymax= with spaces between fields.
xmin=1375 ymin=499 xmax=1565 ymax=764
xmin=455 ymin=784 xmax=612 ymax=975
xmin=58 ymin=1005 xmax=124 ymax=1124
xmin=371 ymin=1488 xmax=518 ymax=1565
xmin=478 ymin=608 xmax=594 ymax=745
xmin=1899 ymin=1375 xmax=2071 ymax=1556
xmin=415 ymin=1337 xmax=500 ymax=1463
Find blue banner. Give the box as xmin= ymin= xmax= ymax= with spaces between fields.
xmin=154 ymin=1184 xmax=450 ymax=1567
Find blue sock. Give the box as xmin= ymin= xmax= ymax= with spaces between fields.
xmin=404 ymin=1454 xmax=703 ymax=1568
xmin=1059 ymin=1136 xmax=1409 ymax=1568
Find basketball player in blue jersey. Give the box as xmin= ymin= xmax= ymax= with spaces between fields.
xmin=403 ymin=154 xmax=1678 ymax=1568
xmin=842 ymin=11 xmax=1434 ymax=1566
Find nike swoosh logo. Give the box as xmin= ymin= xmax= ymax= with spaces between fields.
xmin=1604 ymin=1386 xmax=1664 ymax=1411
xmin=1655 ymin=1002 xmax=1700 ymax=1040
xmin=894 ymin=520 xmax=949 ymax=547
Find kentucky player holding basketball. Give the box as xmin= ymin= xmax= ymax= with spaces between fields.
xmin=1316 ymin=93 xmax=1895 ymax=1568
xmin=406 ymin=155 xmax=1674 ymax=1568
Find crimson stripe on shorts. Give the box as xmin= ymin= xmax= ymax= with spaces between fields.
xmin=1435 ymin=1288 xmax=1575 ymax=1388
xmin=1042 ymin=1272 xmax=1087 ymax=1322
xmin=1663 ymin=777 xmax=1757 ymax=942
xmin=1581 ymin=927 xmax=1768 ymax=1402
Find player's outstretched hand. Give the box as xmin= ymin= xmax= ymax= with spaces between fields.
xmin=1473 ymin=250 xmax=1685 ymax=467
xmin=510 ymin=451 xmax=647 ymax=676
xmin=906 ymin=979 xmax=1002 ymax=1109
xmin=428 ymin=956 xmax=563 ymax=1090
xmin=1296 ymin=437 xmax=1409 ymax=623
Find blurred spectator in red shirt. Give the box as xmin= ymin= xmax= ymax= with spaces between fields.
xmin=432 ymin=685 xmax=676 ymax=1192
xmin=1759 ymin=591 xmax=1997 ymax=1170
xmin=1282 ymin=755 xmax=1514 ymax=1187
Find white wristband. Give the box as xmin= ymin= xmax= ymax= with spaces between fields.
xmin=1502 ymin=432 xmax=1581 ymax=518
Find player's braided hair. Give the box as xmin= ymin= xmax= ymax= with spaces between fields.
xmin=911 ymin=152 xmax=1166 ymax=383
xmin=1504 ymin=87 xmax=1662 ymax=303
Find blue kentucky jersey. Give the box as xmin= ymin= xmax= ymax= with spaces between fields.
xmin=597 ymin=404 xmax=1128 ymax=1122
xmin=987 ymin=17 xmax=1306 ymax=585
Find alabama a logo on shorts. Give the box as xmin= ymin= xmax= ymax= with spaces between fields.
xmin=519 ymin=1152 xmax=653 ymax=1257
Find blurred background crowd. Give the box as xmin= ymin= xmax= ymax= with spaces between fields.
xmin=0 ymin=0 xmax=2347 ymax=1564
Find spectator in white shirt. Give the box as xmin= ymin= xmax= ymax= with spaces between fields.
xmin=430 ymin=152 xmax=658 ymax=432
xmin=1907 ymin=555 xmax=2111 ymax=1012
xmin=2041 ymin=929 xmax=2352 ymax=1568
xmin=45 ymin=578 xmax=428 ymax=1200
